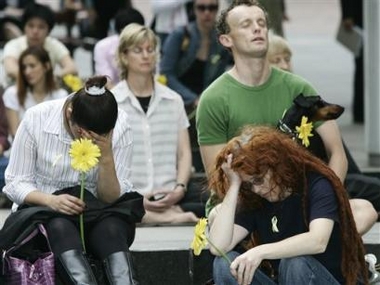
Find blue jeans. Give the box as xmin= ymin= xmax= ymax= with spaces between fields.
xmin=213 ymin=251 xmax=340 ymax=285
xmin=0 ymin=155 xmax=8 ymax=191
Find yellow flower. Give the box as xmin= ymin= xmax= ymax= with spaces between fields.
xmin=211 ymin=54 xmax=221 ymax=65
xmin=157 ymin=74 xmax=167 ymax=86
xmin=295 ymin=116 xmax=314 ymax=147
xmin=63 ymin=74 xmax=83 ymax=92
xmin=190 ymin=218 xmax=231 ymax=264
xmin=69 ymin=138 xmax=101 ymax=172
xmin=191 ymin=218 xmax=208 ymax=256
xmin=69 ymin=138 xmax=101 ymax=253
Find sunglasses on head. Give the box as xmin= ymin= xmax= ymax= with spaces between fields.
xmin=195 ymin=4 xmax=218 ymax=12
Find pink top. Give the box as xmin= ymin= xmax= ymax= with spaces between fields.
xmin=93 ymin=35 xmax=120 ymax=84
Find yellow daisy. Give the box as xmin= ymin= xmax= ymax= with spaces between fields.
xmin=157 ymin=74 xmax=168 ymax=86
xmin=69 ymin=138 xmax=101 ymax=172
xmin=63 ymin=74 xmax=83 ymax=92
xmin=295 ymin=116 xmax=314 ymax=147
xmin=191 ymin=218 xmax=208 ymax=256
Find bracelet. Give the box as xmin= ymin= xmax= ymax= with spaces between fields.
xmin=175 ymin=183 xmax=187 ymax=193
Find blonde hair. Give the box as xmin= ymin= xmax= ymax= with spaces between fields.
xmin=117 ymin=23 xmax=159 ymax=79
xmin=267 ymin=34 xmax=292 ymax=58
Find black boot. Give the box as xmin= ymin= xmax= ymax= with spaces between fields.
xmin=57 ymin=249 xmax=98 ymax=285
xmin=103 ymin=251 xmax=139 ymax=285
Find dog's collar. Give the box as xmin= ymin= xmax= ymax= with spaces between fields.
xmin=278 ymin=119 xmax=296 ymax=138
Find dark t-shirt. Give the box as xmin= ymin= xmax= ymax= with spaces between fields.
xmin=235 ymin=173 xmax=343 ymax=283
xmin=178 ymin=58 xmax=206 ymax=96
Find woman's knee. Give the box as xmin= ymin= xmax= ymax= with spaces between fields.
xmin=88 ymin=217 xmax=135 ymax=258
xmin=90 ymin=217 xmax=135 ymax=244
xmin=279 ymin=256 xmax=310 ymax=274
xmin=46 ymin=217 xmax=77 ymax=235
xmin=213 ymin=251 xmax=239 ymax=283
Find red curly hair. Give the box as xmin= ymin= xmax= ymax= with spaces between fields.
xmin=208 ymin=125 xmax=367 ymax=285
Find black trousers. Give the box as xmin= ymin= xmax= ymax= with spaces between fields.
xmin=353 ymin=48 xmax=364 ymax=123
xmin=46 ymin=215 xmax=135 ymax=260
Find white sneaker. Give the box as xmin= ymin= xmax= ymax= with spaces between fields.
xmin=365 ymin=253 xmax=380 ymax=284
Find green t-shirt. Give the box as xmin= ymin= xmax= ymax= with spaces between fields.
xmin=196 ymin=67 xmax=318 ymax=216
xmin=197 ymin=67 xmax=318 ymax=145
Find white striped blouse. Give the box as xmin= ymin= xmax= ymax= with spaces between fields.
xmin=3 ymin=97 xmax=134 ymax=207
xmin=112 ymin=80 xmax=189 ymax=196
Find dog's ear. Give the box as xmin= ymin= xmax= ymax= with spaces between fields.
xmin=293 ymin=94 xmax=320 ymax=108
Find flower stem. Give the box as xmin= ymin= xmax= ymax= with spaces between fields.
xmin=207 ymin=238 xmax=231 ymax=264
xmin=80 ymin=172 xmax=86 ymax=253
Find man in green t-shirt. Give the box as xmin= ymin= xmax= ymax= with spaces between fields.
xmin=196 ymin=0 xmax=377 ymax=234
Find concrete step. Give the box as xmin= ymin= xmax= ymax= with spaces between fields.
xmin=130 ymin=225 xmax=212 ymax=285
xmin=0 ymin=213 xmax=378 ymax=285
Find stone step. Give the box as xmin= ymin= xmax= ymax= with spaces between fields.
xmin=0 ymin=209 xmax=378 ymax=284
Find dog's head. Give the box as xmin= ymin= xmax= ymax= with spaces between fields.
xmin=278 ymin=94 xmax=345 ymax=137
xmin=277 ymin=94 xmax=344 ymax=161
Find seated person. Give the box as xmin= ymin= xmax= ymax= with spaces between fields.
xmin=209 ymin=125 xmax=368 ymax=285
xmin=1 ymin=75 xmax=144 ymax=284
xmin=3 ymin=2 xmax=77 ymax=86
xmin=94 ymin=7 xmax=145 ymax=88
xmin=3 ymin=46 xmax=68 ymax=137
xmin=0 ymin=94 xmax=10 ymax=208
xmin=0 ymin=0 xmax=27 ymax=42
xmin=267 ymin=33 xmax=292 ymax=72
xmin=268 ymin=34 xmax=380 ymax=220
xmin=160 ymin=0 xmax=231 ymax=172
xmin=112 ymin=23 xmax=207 ymax=224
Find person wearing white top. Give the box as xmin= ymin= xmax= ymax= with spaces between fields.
xmin=3 ymin=46 xmax=68 ymax=138
xmin=2 ymin=76 xmax=143 ymax=285
xmin=113 ymin=23 xmax=207 ymax=224
xmin=3 ymin=2 xmax=77 ymax=86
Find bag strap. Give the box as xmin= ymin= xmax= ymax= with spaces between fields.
xmin=37 ymin=224 xmax=52 ymax=251
xmin=4 ymin=224 xmax=51 ymax=255
xmin=2 ymin=224 xmax=52 ymax=274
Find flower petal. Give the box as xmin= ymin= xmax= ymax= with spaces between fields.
xmin=69 ymin=138 xmax=101 ymax=172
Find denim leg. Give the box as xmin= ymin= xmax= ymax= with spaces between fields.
xmin=213 ymin=251 xmax=277 ymax=285
xmin=278 ymin=256 xmax=340 ymax=285
xmin=0 ymin=156 xmax=8 ymax=191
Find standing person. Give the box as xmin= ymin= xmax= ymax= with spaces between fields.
xmin=1 ymin=75 xmax=144 ymax=284
xmin=208 ymin=125 xmax=367 ymax=285
xmin=160 ymin=0 xmax=231 ymax=172
xmin=3 ymin=46 xmax=68 ymax=137
xmin=257 ymin=0 xmax=287 ymax=36
xmin=196 ymin=0 xmax=377 ymax=234
xmin=83 ymin=0 xmax=131 ymax=39
xmin=93 ymin=7 xmax=145 ymax=88
xmin=150 ymin=0 xmax=193 ymax=46
xmin=340 ymin=0 xmax=364 ymax=123
xmin=3 ymin=2 xmax=77 ymax=86
xmin=112 ymin=23 xmax=206 ymax=224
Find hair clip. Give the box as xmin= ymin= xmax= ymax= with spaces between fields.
xmin=85 ymin=86 xmax=106 ymax=96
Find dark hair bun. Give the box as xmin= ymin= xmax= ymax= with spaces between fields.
xmin=85 ymin=75 xmax=108 ymax=89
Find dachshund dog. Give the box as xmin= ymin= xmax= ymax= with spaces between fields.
xmin=277 ymin=94 xmax=345 ymax=160
xmin=277 ymin=93 xmax=344 ymax=141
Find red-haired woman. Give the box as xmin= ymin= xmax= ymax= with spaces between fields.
xmin=208 ymin=126 xmax=367 ymax=285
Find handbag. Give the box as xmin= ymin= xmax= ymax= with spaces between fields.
xmin=2 ymin=224 xmax=55 ymax=285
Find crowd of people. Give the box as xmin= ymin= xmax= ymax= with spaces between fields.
xmin=0 ymin=0 xmax=377 ymax=284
